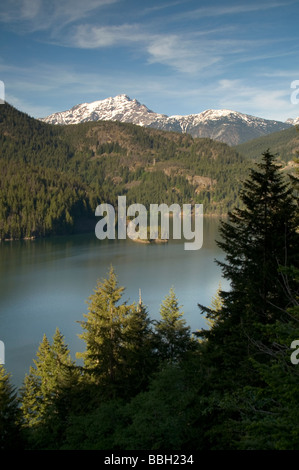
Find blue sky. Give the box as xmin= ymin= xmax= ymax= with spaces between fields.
xmin=1 ymin=0 xmax=299 ymax=121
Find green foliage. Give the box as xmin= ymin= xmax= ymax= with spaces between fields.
xmin=0 ymin=160 xmax=93 ymax=240
xmin=61 ymin=399 xmax=126 ymax=450
xmin=211 ymin=151 xmax=298 ymax=346
xmin=154 ymin=287 xmax=195 ymax=363
xmin=77 ymin=267 xmax=156 ymax=399
xmin=232 ymin=266 xmax=299 ymax=450
xmin=20 ymin=329 xmax=79 ymax=448
xmin=0 ymin=103 xmax=253 ymax=241
xmin=0 ymin=365 xmax=22 ymax=449
xmin=115 ymin=364 xmax=197 ymax=450
xmin=235 ymin=125 xmax=299 ymax=163
xmin=3 ymin=143 xmax=299 ymax=450
xmin=121 ymin=299 xmax=158 ymax=396
xmin=195 ymin=151 xmax=299 ymax=449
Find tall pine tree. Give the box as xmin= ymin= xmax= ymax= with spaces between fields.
xmin=220 ymin=151 xmax=297 ymax=318
xmin=122 ymin=295 xmax=157 ymax=396
xmin=200 ymin=152 xmax=298 ymax=370
xmin=77 ymin=266 xmax=152 ymax=399
xmin=20 ymin=329 xmax=78 ymax=430
xmin=155 ymin=287 xmax=194 ymax=363
xmin=194 ymin=151 xmax=299 ymax=449
xmin=0 ymin=365 xmax=22 ymax=449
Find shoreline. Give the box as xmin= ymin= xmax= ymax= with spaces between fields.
xmin=130 ymin=237 xmax=169 ymax=245
xmin=0 ymin=213 xmax=226 ymax=243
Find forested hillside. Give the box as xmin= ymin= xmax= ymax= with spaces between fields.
xmin=1 ymin=151 xmax=298 ymax=450
xmin=0 ymin=103 xmax=251 ymax=240
xmin=235 ymin=124 xmax=299 ymax=162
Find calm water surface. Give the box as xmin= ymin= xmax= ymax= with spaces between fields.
xmin=0 ymin=217 xmax=229 ymax=388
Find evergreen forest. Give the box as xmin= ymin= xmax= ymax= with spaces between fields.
xmin=0 ymin=103 xmax=259 ymax=241
xmin=1 ymin=150 xmax=299 ymax=450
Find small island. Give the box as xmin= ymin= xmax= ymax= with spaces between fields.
xmin=130 ymin=236 xmax=168 ymax=245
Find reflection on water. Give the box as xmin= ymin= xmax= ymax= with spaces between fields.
xmin=0 ymin=217 xmax=228 ymax=388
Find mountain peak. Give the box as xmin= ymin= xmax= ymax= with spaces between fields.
xmin=41 ymin=95 xmax=292 ymax=145
xmin=286 ymin=116 xmax=299 ymax=125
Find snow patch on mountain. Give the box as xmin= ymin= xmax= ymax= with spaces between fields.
xmin=42 ymin=94 xmax=167 ymax=127
xmin=286 ymin=116 xmax=299 ymax=125
xmin=41 ymin=94 xmax=293 ymax=145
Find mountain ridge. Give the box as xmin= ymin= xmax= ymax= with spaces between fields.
xmin=41 ymin=94 xmax=293 ymax=146
xmin=0 ymin=101 xmax=253 ymax=240
xmin=1 ymin=101 xmax=297 ymax=242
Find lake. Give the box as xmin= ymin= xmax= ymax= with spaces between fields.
xmin=0 ymin=217 xmax=229 ymax=388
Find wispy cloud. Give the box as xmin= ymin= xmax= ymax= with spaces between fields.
xmin=69 ymin=21 xmax=292 ymax=77
xmin=0 ymin=0 xmax=119 ymax=32
xmin=72 ymin=23 xmax=145 ymax=48
xmin=216 ymin=79 xmax=294 ymax=120
xmin=69 ymin=22 xmax=222 ymax=74
xmin=6 ymin=93 xmax=55 ymax=119
xmin=1 ymin=0 xmax=298 ymax=121
xmin=3 ymin=57 xmax=296 ymax=122
xmin=146 ymin=35 xmax=221 ymax=74
xmin=0 ymin=59 xmax=179 ymax=114
xmin=175 ymin=1 xmax=296 ymax=20
xmin=0 ymin=56 xmax=213 ymax=117
xmin=137 ymin=0 xmax=189 ymax=16
xmin=1 ymin=0 xmax=294 ymax=80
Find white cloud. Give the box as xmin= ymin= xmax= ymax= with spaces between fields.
xmin=6 ymin=93 xmax=54 ymax=118
xmin=0 ymin=0 xmax=119 ymax=32
xmin=216 ymin=79 xmax=296 ymax=121
xmin=20 ymin=0 xmax=41 ymax=20
xmin=1 ymin=1 xmax=298 ymax=121
xmin=4 ymin=59 xmax=299 ymax=122
xmin=73 ymin=23 xmax=144 ymax=48
xmin=146 ymin=35 xmax=220 ymax=74
xmin=176 ymin=1 xmax=296 ymax=20
xmin=70 ymin=23 xmax=224 ymax=75
xmin=0 ymin=57 xmax=211 ymax=117
xmin=67 ymin=19 xmax=290 ymax=78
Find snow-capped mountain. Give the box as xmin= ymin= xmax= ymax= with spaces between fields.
xmin=42 ymin=94 xmax=167 ymax=127
xmin=41 ymin=94 xmax=292 ymax=145
xmin=286 ymin=116 xmax=299 ymax=125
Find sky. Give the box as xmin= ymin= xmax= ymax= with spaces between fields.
xmin=1 ymin=0 xmax=299 ymax=122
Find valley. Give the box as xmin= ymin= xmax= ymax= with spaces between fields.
xmin=0 ymin=99 xmax=298 ymax=242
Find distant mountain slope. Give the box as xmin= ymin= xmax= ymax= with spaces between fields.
xmin=40 ymin=94 xmax=292 ymax=146
xmin=235 ymin=125 xmax=299 ymax=163
xmin=286 ymin=117 xmax=299 ymax=125
xmin=0 ymin=102 xmax=254 ymax=239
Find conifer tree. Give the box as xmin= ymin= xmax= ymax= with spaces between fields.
xmin=225 ymin=266 xmax=299 ymax=450
xmin=199 ymin=151 xmax=299 ymax=384
xmin=219 ymin=148 xmax=299 ymax=450
xmin=123 ymin=295 xmax=157 ymax=395
xmin=155 ymin=287 xmax=194 ymax=363
xmin=204 ymin=283 xmax=223 ymax=330
xmin=218 ymin=151 xmax=298 ymax=324
xmin=21 ymin=335 xmax=51 ymax=428
xmin=77 ymin=266 xmax=139 ymax=398
xmin=194 ymin=152 xmax=299 ymax=449
xmin=20 ymin=329 xmax=78 ymax=429
xmin=0 ymin=365 xmax=22 ymax=449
